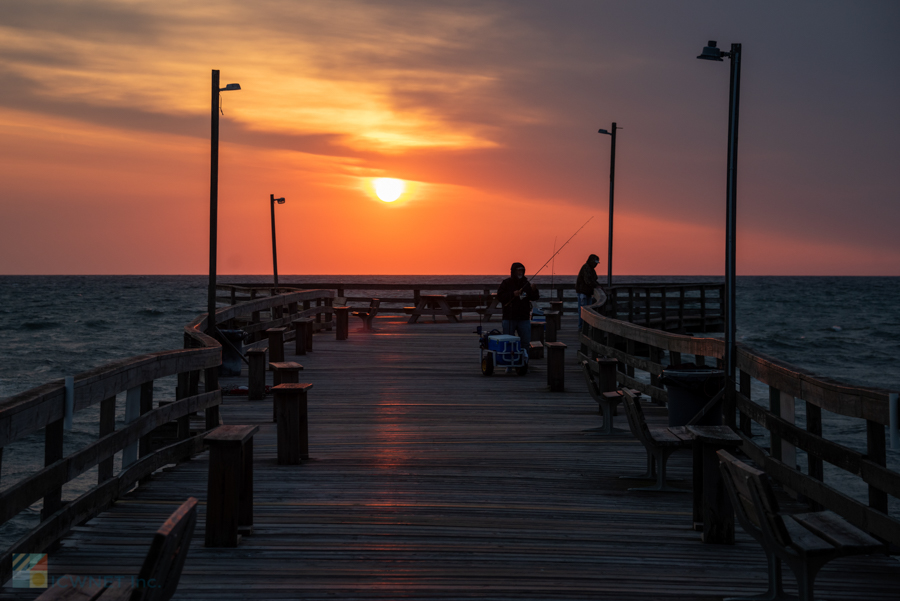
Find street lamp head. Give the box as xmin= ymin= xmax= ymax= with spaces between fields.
xmin=697 ymin=41 xmax=724 ymax=61
xmin=220 ymin=83 xmax=241 ymax=91
xmin=275 ymin=197 xmax=285 ymax=205
xmin=598 ymin=128 xmax=610 ymax=135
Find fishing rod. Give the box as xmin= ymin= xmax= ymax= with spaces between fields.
xmin=530 ymin=216 xmax=593 ymax=280
xmin=550 ymin=236 xmax=557 ymax=293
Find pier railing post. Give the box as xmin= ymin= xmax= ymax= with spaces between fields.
xmin=335 ymin=306 xmax=350 ymax=341
xmin=530 ymin=321 xmax=545 ymax=359
xmin=205 ymin=425 xmax=258 ymax=547
xmin=325 ymin=297 xmax=333 ymax=330
xmin=204 ymin=365 xmax=220 ymax=430
xmin=42 ymin=418 xmax=64 ymax=521
xmin=247 ymin=349 xmax=267 ymax=401
xmin=544 ymin=311 xmax=558 ymax=342
xmin=546 ymin=342 xmax=567 ymax=392
xmin=266 ymin=327 xmax=286 ymax=364
xmin=293 ymin=318 xmax=311 ymax=355
xmin=271 ymin=362 xmax=303 ymax=423
xmin=98 ymin=395 xmax=116 ymax=482
xmin=867 ymin=419 xmax=888 ymax=513
xmin=273 ymin=383 xmax=312 ymax=464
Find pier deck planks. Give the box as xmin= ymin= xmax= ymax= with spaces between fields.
xmin=3 ymin=316 xmax=897 ymax=600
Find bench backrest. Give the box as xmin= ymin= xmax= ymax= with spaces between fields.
xmin=717 ymin=451 xmax=792 ymax=548
xmin=132 ymin=497 xmax=198 ymax=601
xmin=622 ymin=390 xmax=651 ymax=444
xmin=580 ymin=360 xmax=601 ymax=402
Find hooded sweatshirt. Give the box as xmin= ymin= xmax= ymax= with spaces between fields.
xmin=576 ymin=254 xmax=600 ymax=295
xmin=497 ymin=262 xmax=540 ymax=320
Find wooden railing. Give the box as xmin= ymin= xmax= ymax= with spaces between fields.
xmin=599 ymin=283 xmax=724 ymax=333
xmin=218 ymin=282 xmax=581 ymax=315
xmin=579 ymin=290 xmax=900 ymax=546
xmin=0 ymin=288 xmax=334 ymax=584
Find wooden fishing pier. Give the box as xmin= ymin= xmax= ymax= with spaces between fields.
xmin=1 ymin=283 xmax=897 ymax=599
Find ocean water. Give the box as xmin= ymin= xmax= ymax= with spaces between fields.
xmin=1 ymin=275 xmax=898 ymax=548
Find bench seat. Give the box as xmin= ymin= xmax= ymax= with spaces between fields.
xmin=718 ymin=450 xmax=886 ymax=601
xmin=36 ymin=498 xmax=198 ymax=601
xmin=351 ymin=298 xmax=380 ymax=330
xmin=621 ymin=389 xmax=691 ymax=491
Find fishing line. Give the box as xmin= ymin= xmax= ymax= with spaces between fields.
xmin=530 ymin=216 xmax=593 ymax=279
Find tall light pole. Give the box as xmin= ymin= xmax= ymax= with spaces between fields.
xmin=270 ymin=194 xmax=285 ymax=289
xmin=697 ymin=40 xmax=741 ymax=396
xmin=207 ymin=70 xmax=241 ymax=337
xmin=598 ymin=123 xmax=621 ymax=288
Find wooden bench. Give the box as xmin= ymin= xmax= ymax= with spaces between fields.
xmin=580 ymin=358 xmax=623 ymax=434
xmin=621 ymin=389 xmax=691 ymax=491
xmin=718 ymin=450 xmax=886 ymax=601
xmin=36 ymin=497 xmax=198 ymax=600
xmin=351 ymin=298 xmax=381 ymax=331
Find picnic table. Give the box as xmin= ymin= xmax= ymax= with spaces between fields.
xmin=406 ymin=293 xmax=501 ymax=323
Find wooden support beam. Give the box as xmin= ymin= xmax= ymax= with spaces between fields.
xmin=42 ymin=418 xmax=64 ymax=521
xmin=98 ymin=395 xmax=116 ymax=483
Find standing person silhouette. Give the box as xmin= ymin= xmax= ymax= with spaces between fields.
xmin=497 ymin=262 xmax=540 ymax=349
xmin=576 ymin=254 xmax=600 ymax=330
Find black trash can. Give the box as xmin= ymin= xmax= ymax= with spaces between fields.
xmin=219 ymin=329 xmax=247 ymax=377
xmin=660 ymin=366 xmax=725 ymax=427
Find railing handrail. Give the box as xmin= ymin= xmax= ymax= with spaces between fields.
xmin=0 ymin=288 xmax=335 ymax=585
xmin=0 ymin=348 xmax=220 ymax=448
xmin=580 ymin=292 xmax=894 ymax=425
xmin=579 ymin=287 xmax=899 ymax=545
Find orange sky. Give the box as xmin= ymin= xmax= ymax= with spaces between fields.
xmin=1 ymin=1 xmax=898 ymax=275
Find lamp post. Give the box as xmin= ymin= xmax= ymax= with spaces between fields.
xmin=598 ymin=123 xmax=621 ymax=288
xmin=270 ymin=194 xmax=285 ymax=289
xmin=697 ymin=40 xmax=742 ymax=396
xmin=207 ymin=70 xmax=241 ymax=337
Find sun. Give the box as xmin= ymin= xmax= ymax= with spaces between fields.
xmin=373 ymin=178 xmax=406 ymax=202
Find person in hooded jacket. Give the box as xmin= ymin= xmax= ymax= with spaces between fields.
xmin=497 ymin=262 xmax=540 ymax=344
xmin=576 ymin=254 xmax=600 ymax=330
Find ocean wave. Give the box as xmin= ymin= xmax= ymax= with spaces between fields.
xmin=137 ymin=308 xmax=165 ymax=317
xmin=21 ymin=321 xmax=62 ymax=331
xmin=84 ymin=319 xmax=112 ymax=328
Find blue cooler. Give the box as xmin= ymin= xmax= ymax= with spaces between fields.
xmin=487 ymin=335 xmax=524 ymax=367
